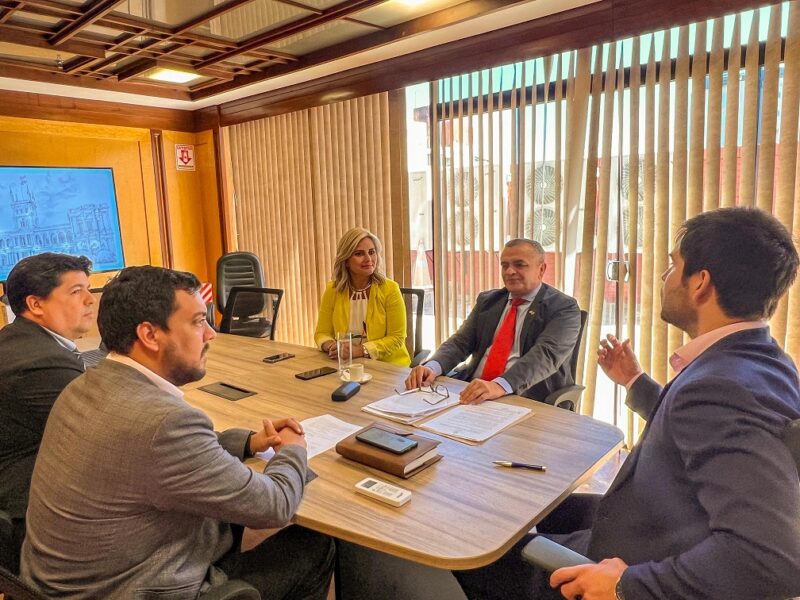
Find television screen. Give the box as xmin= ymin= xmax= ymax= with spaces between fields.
xmin=0 ymin=166 xmax=126 ymax=282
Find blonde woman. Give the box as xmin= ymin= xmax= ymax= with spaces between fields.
xmin=314 ymin=227 xmax=410 ymax=366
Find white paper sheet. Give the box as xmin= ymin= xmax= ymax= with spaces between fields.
xmin=364 ymin=389 xmax=459 ymax=417
xmin=419 ymin=403 xmax=532 ymax=443
xmin=256 ymin=414 xmax=362 ymax=461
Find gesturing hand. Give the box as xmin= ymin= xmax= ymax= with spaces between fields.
xmin=597 ymin=334 xmax=642 ymax=387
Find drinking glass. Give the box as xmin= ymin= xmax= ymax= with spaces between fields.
xmin=336 ymin=332 xmax=353 ymax=374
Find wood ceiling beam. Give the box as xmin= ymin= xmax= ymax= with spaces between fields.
xmin=193 ymin=0 xmax=525 ymax=98
xmin=49 ymin=0 xmax=126 ymax=46
xmin=0 ymin=61 xmax=191 ymax=99
xmin=196 ymin=0 xmax=389 ymax=69
xmin=0 ymin=2 xmax=24 ymax=25
xmin=0 ymin=26 xmax=108 ymax=58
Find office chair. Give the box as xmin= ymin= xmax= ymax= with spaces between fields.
xmin=521 ymin=417 xmax=800 ymax=572
xmin=0 ymin=508 xmax=16 ymax=574
xmin=543 ymin=309 xmax=589 ymax=412
xmin=216 ymin=252 xmax=265 ymax=315
xmin=399 ymin=287 xmax=431 ymax=367
xmin=220 ymin=287 xmax=283 ymax=340
xmin=0 ymin=565 xmax=260 ymax=600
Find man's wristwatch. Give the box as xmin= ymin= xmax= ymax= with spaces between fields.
xmin=615 ymin=577 xmax=625 ymax=600
xmin=363 ymin=346 xmax=371 ymax=359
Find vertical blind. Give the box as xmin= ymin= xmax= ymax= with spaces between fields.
xmin=432 ymin=1 xmax=800 ymax=442
xmin=226 ymin=92 xmax=409 ymax=347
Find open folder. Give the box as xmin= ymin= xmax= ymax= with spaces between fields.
xmin=361 ymin=388 xmax=459 ymax=424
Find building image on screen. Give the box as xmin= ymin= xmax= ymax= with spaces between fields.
xmin=0 ymin=167 xmax=126 ymax=281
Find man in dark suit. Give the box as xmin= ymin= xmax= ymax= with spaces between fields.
xmin=405 ymin=238 xmax=581 ymax=404
xmin=455 ymin=207 xmax=800 ymax=600
xmin=0 ymin=252 xmax=94 ymax=573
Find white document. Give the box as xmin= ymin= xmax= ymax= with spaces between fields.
xmin=419 ymin=402 xmax=532 ymax=444
xmin=364 ymin=389 xmax=459 ymax=417
xmin=257 ymin=414 xmax=362 ymax=461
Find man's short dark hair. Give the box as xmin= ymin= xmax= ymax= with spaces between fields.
xmin=6 ymin=253 xmax=92 ymax=316
xmin=678 ymin=207 xmax=799 ymax=320
xmin=505 ymin=238 xmax=545 ymax=260
xmin=99 ymin=266 xmax=201 ymax=354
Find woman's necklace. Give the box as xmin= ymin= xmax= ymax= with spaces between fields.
xmin=350 ymin=280 xmax=372 ymax=300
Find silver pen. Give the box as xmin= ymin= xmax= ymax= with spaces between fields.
xmin=493 ymin=460 xmax=547 ymax=472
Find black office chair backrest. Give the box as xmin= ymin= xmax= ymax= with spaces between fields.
xmin=216 ymin=252 xmax=265 ymax=314
xmin=570 ymin=310 xmax=589 ymax=381
xmin=399 ymin=287 xmax=424 ymax=356
xmin=220 ymin=287 xmax=283 ymax=340
xmin=782 ymin=419 xmax=800 ymax=472
xmin=0 ymin=565 xmax=46 ymax=600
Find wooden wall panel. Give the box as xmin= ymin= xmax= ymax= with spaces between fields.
xmin=0 ymin=116 xmax=162 ymax=286
xmin=0 ymin=117 xmax=223 ymax=328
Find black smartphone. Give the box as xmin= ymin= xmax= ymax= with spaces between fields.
xmin=295 ymin=366 xmax=338 ymax=380
xmin=198 ymin=382 xmax=256 ymax=401
xmin=356 ymin=427 xmax=418 ymax=454
xmin=263 ymin=352 xmax=295 ymax=364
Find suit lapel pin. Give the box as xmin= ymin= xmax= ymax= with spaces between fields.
xmin=528 ymin=309 xmax=536 ymax=317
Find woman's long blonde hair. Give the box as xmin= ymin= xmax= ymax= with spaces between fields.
xmin=332 ymin=227 xmax=387 ymax=292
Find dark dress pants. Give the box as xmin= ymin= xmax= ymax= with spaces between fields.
xmin=216 ymin=525 xmax=335 ymax=600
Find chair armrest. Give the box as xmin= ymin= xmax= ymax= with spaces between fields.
xmin=521 ymin=536 xmax=595 ymax=572
xmin=543 ymin=385 xmax=586 ymax=412
xmin=200 ymin=579 xmax=261 ymax=600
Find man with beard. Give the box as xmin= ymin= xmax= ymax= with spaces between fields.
xmin=21 ymin=266 xmax=334 ymax=599
xmin=454 ymin=207 xmax=800 ymax=600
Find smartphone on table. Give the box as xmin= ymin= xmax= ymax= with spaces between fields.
xmin=356 ymin=427 xmax=418 ymax=454
xmin=295 ymin=366 xmax=338 ymax=380
xmin=263 ymin=352 xmax=295 ymax=364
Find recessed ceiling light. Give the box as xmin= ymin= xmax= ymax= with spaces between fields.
xmin=144 ymin=67 xmax=201 ymax=84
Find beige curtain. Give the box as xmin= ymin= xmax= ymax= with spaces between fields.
xmin=433 ymin=3 xmax=800 ymax=444
xmin=226 ymin=91 xmax=410 ymax=347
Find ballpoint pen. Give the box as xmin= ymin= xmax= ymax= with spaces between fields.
xmin=493 ymin=460 xmax=547 ymax=472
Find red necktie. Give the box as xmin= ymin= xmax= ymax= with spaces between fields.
xmin=480 ymin=298 xmax=525 ymax=381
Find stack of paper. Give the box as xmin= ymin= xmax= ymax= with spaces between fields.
xmin=418 ymin=402 xmax=532 ymax=444
xmin=362 ymin=389 xmax=460 ymax=424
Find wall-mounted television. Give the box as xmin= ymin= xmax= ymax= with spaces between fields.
xmin=0 ymin=166 xmax=126 ymax=282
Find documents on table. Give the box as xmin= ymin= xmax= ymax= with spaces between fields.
xmin=257 ymin=414 xmax=362 ymax=461
xmin=418 ymin=403 xmax=532 ymax=444
xmin=361 ymin=389 xmax=460 ymax=424
xmin=301 ymin=414 xmax=363 ymax=458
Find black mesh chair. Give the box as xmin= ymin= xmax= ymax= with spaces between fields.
xmin=521 ymin=417 xmax=800 ymax=572
xmin=220 ymin=287 xmax=283 ymax=340
xmin=216 ymin=252 xmax=265 ymax=316
xmin=543 ymin=309 xmax=589 ymax=412
xmin=399 ymin=287 xmax=430 ymax=367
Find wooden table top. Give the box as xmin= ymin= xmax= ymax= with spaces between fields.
xmin=179 ymin=334 xmax=622 ymax=569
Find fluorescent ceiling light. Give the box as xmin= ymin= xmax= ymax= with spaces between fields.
xmin=144 ymin=67 xmax=201 ymax=84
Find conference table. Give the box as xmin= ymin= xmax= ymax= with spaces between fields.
xmin=171 ymin=333 xmax=624 ymax=571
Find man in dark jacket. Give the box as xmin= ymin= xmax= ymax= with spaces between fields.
xmin=0 ymin=253 xmax=94 ymax=572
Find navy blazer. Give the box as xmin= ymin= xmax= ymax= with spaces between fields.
xmin=0 ymin=316 xmax=84 ymax=519
xmin=587 ymin=328 xmax=800 ymax=599
xmin=429 ymin=284 xmax=581 ymax=400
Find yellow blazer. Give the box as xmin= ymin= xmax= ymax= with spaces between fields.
xmin=314 ymin=278 xmax=411 ymax=367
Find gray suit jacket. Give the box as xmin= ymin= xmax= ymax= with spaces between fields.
xmin=0 ymin=316 xmax=84 ymax=519
xmin=430 ymin=284 xmax=581 ymax=400
xmin=21 ymin=359 xmax=308 ymax=599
